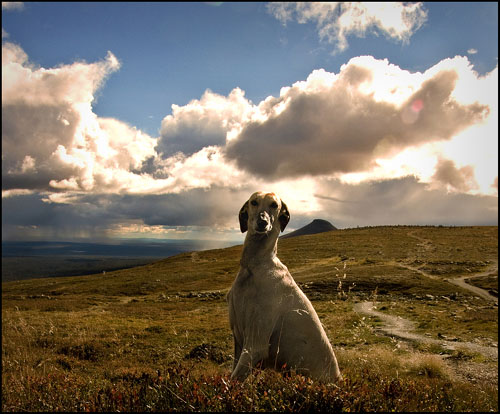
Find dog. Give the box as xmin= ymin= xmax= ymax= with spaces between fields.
xmin=227 ymin=192 xmax=341 ymax=382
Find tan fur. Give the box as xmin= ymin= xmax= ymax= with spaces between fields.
xmin=227 ymin=192 xmax=341 ymax=382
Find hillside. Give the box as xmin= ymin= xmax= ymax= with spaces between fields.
xmin=2 ymin=239 xmax=235 ymax=281
xmin=281 ymin=218 xmax=337 ymax=239
xmin=2 ymin=226 xmax=498 ymax=412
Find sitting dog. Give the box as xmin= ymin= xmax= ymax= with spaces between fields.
xmin=227 ymin=192 xmax=341 ymax=382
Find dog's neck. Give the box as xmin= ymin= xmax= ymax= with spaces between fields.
xmin=240 ymin=231 xmax=279 ymax=270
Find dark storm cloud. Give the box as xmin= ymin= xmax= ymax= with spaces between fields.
xmin=3 ymin=177 xmax=496 ymax=242
xmin=225 ymin=67 xmax=489 ymax=179
xmin=1 ymin=193 xmax=115 ymax=240
xmin=1 ymin=186 xmax=252 ymax=241
xmin=113 ymin=187 xmax=249 ymax=228
xmin=315 ymin=176 xmax=498 ymax=228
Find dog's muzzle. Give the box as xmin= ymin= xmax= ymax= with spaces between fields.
xmin=255 ymin=212 xmax=272 ymax=233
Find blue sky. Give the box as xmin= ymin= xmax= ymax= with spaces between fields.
xmin=4 ymin=2 xmax=497 ymax=135
xmin=2 ymin=2 xmax=498 ymax=241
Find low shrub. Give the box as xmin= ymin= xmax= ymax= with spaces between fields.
xmin=2 ymin=363 xmax=497 ymax=412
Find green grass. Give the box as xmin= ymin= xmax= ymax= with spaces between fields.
xmin=2 ymin=226 xmax=498 ymax=412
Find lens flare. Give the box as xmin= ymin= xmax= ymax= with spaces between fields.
xmin=402 ymin=98 xmax=424 ymax=124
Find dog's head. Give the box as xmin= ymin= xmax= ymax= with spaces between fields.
xmin=239 ymin=192 xmax=290 ymax=235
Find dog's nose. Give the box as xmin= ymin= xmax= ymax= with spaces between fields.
xmin=257 ymin=213 xmax=268 ymax=230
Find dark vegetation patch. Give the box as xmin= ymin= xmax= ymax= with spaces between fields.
xmin=57 ymin=343 xmax=102 ymax=362
xmin=185 ymin=343 xmax=230 ymax=364
xmin=420 ymin=260 xmax=490 ymax=277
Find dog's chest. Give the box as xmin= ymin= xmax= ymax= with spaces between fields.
xmin=232 ymin=263 xmax=294 ymax=305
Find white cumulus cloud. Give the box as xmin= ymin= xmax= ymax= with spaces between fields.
xmin=157 ymin=87 xmax=258 ymax=157
xmin=267 ymin=2 xmax=428 ymax=53
xmin=2 ymin=41 xmax=159 ymax=194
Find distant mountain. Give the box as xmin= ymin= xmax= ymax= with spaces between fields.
xmin=281 ymin=219 xmax=337 ymax=239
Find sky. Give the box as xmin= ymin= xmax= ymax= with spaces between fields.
xmin=2 ymin=2 xmax=498 ymax=242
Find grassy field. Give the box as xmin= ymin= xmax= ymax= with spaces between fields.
xmin=1 ymin=256 xmax=160 ymax=282
xmin=2 ymin=226 xmax=498 ymax=411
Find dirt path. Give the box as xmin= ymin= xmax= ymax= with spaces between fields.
xmin=352 ymin=230 xmax=498 ymax=360
xmin=406 ymin=229 xmax=434 ymax=252
xmin=396 ymin=262 xmax=440 ymax=280
xmin=403 ymin=230 xmax=498 ymax=303
xmin=446 ymin=263 xmax=498 ymax=303
xmin=397 ymin=259 xmax=498 ymax=303
xmin=353 ymin=301 xmax=498 ymax=360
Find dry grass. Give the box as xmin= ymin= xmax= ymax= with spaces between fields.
xmin=2 ymin=226 xmax=498 ymax=411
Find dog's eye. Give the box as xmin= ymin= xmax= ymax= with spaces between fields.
xmin=250 ymin=200 xmax=258 ymax=206
xmin=270 ymin=202 xmax=278 ymax=209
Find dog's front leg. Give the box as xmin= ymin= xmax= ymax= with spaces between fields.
xmin=230 ymin=345 xmax=268 ymax=382
xmin=232 ymin=335 xmax=242 ymax=371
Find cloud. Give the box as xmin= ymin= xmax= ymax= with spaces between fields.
xmin=1 ymin=40 xmax=497 ymax=240
xmin=1 ymin=40 xmax=249 ymax=200
xmin=3 ymin=175 xmax=497 ymax=241
xmin=1 ymin=186 xmax=254 ymax=241
xmin=433 ymin=64 xmax=497 ymax=195
xmin=431 ymin=158 xmax=478 ymax=193
xmin=314 ymin=176 xmax=498 ymax=228
xmin=157 ymin=88 xmax=257 ymax=157
xmin=2 ymin=2 xmax=24 ymax=11
xmin=1 ymin=2 xmax=23 ymax=39
xmin=225 ymin=56 xmax=489 ymax=179
xmin=2 ymin=41 xmax=160 ymax=194
xmin=4 ymin=42 xmax=493 ymax=200
xmin=137 ymin=146 xmax=251 ymax=194
xmin=467 ymin=48 xmax=478 ymax=55
xmin=267 ymin=2 xmax=428 ymax=53
xmin=2 ymin=44 xmax=120 ymax=104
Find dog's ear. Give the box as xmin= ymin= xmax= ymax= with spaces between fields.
xmin=239 ymin=201 xmax=249 ymax=233
xmin=279 ymin=200 xmax=290 ymax=232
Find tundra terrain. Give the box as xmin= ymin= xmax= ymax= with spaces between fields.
xmin=2 ymin=226 xmax=497 ymax=412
